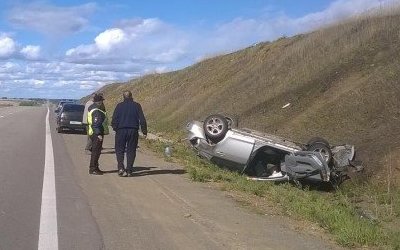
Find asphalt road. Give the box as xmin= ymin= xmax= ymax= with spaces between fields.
xmin=0 ymin=105 xmax=341 ymax=250
xmin=0 ymin=106 xmax=102 ymax=250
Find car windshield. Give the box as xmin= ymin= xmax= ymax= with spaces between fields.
xmin=63 ymin=104 xmax=84 ymax=112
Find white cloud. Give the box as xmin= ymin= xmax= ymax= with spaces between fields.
xmin=20 ymin=45 xmax=41 ymax=60
xmin=95 ymin=28 xmax=127 ymax=51
xmin=0 ymin=60 xmax=137 ymax=96
xmin=79 ymin=84 xmax=95 ymax=90
xmin=0 ymin=62 xmax=20 ymax=73
xmin=284 ymin=0 xmax=396 ymax=33
xmin=0 ymin=35 xmax=16 ymax=58
xmin=53 ymin=81 xmax=71 ymax=87
xmin=8 ymin=2 xmax=97 ymax=36
xmin=66 ymin=18 xmax=188 ymax=64
xmin=31 ymin=79 xmax=45 ymax=87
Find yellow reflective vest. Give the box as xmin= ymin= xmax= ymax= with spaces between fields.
xmin=88 ymin=108 xmax=109 ymax=136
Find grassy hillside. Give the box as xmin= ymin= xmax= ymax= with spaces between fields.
xmin=97 ymin=9 xmax=400 ymax=181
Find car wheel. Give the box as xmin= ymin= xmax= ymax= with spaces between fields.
xmin=306 ymin=137 xmax=332 ymax=164
xmin=203 ymin=114 xmax=229 ymax=143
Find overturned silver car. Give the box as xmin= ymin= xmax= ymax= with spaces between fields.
xmin=187 ymin=114 xmax=362 ymax=186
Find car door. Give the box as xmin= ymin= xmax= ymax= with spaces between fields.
xmin=212 ymin=130 xmax=255 ymax=165
xmin=282 ymin=151 xmax=331 ymax=182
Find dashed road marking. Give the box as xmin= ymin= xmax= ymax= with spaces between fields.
xmin=38 ymin=108 xmax=58 ymax=250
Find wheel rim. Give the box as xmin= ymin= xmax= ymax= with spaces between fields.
xmin=313 ymin=148 xmax=330 ymax=162
xmin=206 ymin=117 xmax=224 ymax=136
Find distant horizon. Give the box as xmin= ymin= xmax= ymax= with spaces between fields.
xmin=1 ymin=96 xmax=78 ymax=100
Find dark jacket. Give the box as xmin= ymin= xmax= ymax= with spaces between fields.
xmin=88 ymin=103 xmax=106 ymax=135
xmin=111 ymin=98 xmax=147 ymax=135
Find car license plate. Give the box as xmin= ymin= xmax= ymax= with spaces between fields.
xmin=70 ymin=121 xmax=82 ymax=125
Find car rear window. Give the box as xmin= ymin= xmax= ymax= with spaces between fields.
xmin=63 ymin=104 xmax=84 ymax=112
xmin=58 ymin=101 xmax=73 ymax=106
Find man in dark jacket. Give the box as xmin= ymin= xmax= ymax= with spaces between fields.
xmin=111 ymin=91 xmax=147 ymax=177
xmin=88 ymin=95 xmax=109 ymax=175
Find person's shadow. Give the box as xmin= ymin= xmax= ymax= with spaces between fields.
xmin=129 ymin=166 xmax=186 ymax=177
xmin=100 ymin=166 xmax=185 ymax=176
xmin=102 ymin=170 xmax=119 ymax=174
xmin=100 ymin=146 xmax=142 ymax=155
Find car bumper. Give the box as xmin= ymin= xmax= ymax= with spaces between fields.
xmin=59 ymin=120 xmax=86 ymax=130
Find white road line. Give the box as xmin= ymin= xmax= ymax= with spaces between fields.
xmin=0 ymin=115 xmax=3 ymax=118
xmin=38 ymin=108 xmax=59 ymax=250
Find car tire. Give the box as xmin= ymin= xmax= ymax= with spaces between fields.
xmin=306 ymin=137 xmax=332 ymax=164
xmin=57 ymin=126 xmax=62 ymax=133
xmin=203 ymin=114 xmax=229 ymax=143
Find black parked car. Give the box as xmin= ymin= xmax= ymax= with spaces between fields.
xmin=56 ymin=103 xmax=86 ymax=133
xmin=55 ymin=100 xmax=74 ymax=113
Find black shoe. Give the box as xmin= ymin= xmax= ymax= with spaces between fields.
xmin=118 ymin=169 xmax=126 ymax=177
xmin=89 ymin=170 xmax=103 ymax=175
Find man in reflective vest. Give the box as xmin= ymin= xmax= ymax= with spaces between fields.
xmin=88 ymin=94 xmax=109 ymax=175
xmin=83 ymin=93 xmax=106 ymax=154
xmin=82 ymin=94 xmax=94 ymax=154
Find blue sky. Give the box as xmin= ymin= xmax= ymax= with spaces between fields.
xmin=0 ymin=0 xmax=396 ymax=99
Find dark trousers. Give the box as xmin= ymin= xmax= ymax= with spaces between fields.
xmin=85 ymin=125 xmax=92 ymax=151
xmin=115 ymin=129 xmax=139 ymax=173
xmin=89 ymin=135 xmax=103 ymax=171
xmin=85 ymin=135 xmax=92 ymax=151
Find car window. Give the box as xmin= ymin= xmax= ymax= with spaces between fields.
xmin=62 ymin=104 xmax=84 ymax=112
xmin=59 ymin=101 xmax=73 ymax=106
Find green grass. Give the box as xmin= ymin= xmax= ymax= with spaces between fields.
xmin=143 ymin=138 xmax=399 ymax=248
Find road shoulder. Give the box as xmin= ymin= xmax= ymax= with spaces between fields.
xmin=61 ymin=132 xmax=341 ymax=250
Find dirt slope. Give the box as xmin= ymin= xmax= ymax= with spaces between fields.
xmin=95 ymin=9 xmax=400 ymax=181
